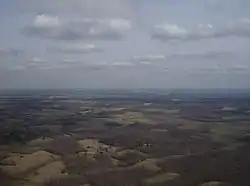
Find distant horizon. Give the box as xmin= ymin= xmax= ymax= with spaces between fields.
xmin=1 ymin=87 xmax=250 ymax=93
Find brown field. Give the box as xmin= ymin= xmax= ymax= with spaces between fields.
xmin=1 ymin=151 xmax=59 ymax=175
xmin=1 ymin=92 xmax=250 ymax=186
xmin=143 ymin=172 xmax=180 ymax=185
xmin=28 ymin=161 xmax=67 ymax=183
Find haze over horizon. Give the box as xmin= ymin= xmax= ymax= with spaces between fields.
xmin=1 ymin=0 xmax=250 ymax=89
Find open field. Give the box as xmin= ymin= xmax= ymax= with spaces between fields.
xmin=0 ymin=90 xmax=250 ymax=186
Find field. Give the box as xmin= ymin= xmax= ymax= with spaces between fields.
xmin=0 ymin=90 xmax=250 ymax=186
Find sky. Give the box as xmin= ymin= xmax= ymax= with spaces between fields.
xmin=0 ymin=0 xmax=250 ymax=89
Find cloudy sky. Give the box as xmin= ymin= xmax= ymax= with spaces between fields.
xmin=0 ymin=0 xmax=250 ymax=89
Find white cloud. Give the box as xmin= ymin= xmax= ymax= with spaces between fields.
xmin=196 ymin=66 xmax=222 ymax=73
xmin=7 ymin=66 xmax=26 ymax=71
xmin=23 ymin=14 xmax=132 ymax=41
xmin=37 ymin=59 xmax=134 ymax=70
xmin=169 ymin=51 xmax=233 ymax=59
xmin=98 ymin=19 xmax=131 ymax=31
xmin=61 ymin=59 xmax=78 ymax=63
xmin=152 ymin=23 xmax=188 ymax=40
xmin=132 ymin=51 xmax=232 ymax=63
xmin=34 ymin=15 xmax=60 ymax=28
xmin=52 ymin=44 xmax=103 ymax=54
xmin=152 ymin=19 xmax=250 ymax=42
xmin=138 ymin=61 xmax=154 ymax=65
xmin=111 ymin=61 xmax=135 ymax=67
xmin=133 ymin=55 xmax=166 ymax=62
xmin=228 ymin=65 xmax=249 ymax=71
xmin=29 ymin=57 xmax=44 ymax=63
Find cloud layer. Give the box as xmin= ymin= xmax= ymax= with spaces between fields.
xmin=152 ymin=19 xmax=250 ymax=42
xmin=50 ymin=44 xmax=103 ymax=54
xmin=1 ymin=0 xmax=250 ymax=89
xmin=23 ymin=14 xmax=132 ymax=41
xmin=132 ymin=51 xmax=233 ymax=63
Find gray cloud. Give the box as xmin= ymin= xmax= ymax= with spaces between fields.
xmin=19 ymin=0 xmax=133 ymax=18
xmin=169 ymin=51 xmax=233 ymax=59
xmin=22 ymin=14 xmax=132 ymax=41
xmin=6 ymin=66 xmax=27 ymax=71
xmin=228 ymin=65 xmax=249 ymax=72
xmin=132 ymin=51 xmax=233 ymax=64
xmin=198 ymin=66 xmax=221 ymax=72
xmin=132 ymin=55 xmax=166 ymax=62
xmin=25 ymin=57 xmax=49 ymax=68
xmin=2 ymin=0 xmax=250 ymax=89
xmin=152 ymin=19 xmax=250 ymax=42
xmin=0 ymin=49 xmax=24 ymax=58
xmin=111 ymin=61 xmax=135 ymax=67
xmin=0 ymin=48 xmax=27 ymax=71
xmin=50 ymin=44 xmax=103 ymax=54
